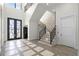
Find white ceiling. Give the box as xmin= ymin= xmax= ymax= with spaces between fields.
xmin=47 ymin=3 xmax=61 ymax=8
xmin=47 ymin=3 xmax=63 ymax=12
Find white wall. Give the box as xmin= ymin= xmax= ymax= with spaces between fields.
xmin=40 ymin=11 xmax=55 ymax=32
xmin=56 ymin=4 xmax=78 ymax=49
xmin=28 ymin=4 xmax=47 ymax=40
xmin=25 ymin=3 xmax=56 ymax=40
xmin=0 ymin=5 xmax=1 ymax=53
xmin=25 ymin=4 xmax=38 ymax=25
xmin=1 ymin=4 xmax=25 ymax=44
xmin=24 ymin=4 xmax=38 ymax=40
xmin=28 ymin=3 xmax=56 ymax=40
xmin=76 ymin=4 xmax=79 ymax=56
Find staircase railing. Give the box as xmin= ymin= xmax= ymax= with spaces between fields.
xmin=39 ymin=23 xmax=46 ymax=40
xmin=24 ymin=3 xmax=33 ymax=12
xmin=50 ymin=25 xmax=56 ymax=44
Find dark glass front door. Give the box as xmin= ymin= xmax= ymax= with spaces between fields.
xmin=7 ymin=18 xmax=22 ymax=40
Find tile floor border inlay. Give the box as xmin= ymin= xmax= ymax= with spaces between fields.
xmin=23 ymin=50 xmax=36 ymax=56
xmin=40 ymin=50 xmax=55 ymax=56
xmin=3 ymin=39 xmax=77 ymax=56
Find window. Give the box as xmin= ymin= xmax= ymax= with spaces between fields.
xmin=16 ymin=3 xmax=22 ymax=9
xmin=6 ymin=3 xmax=16 ymax=8
xmin=6 ymin=3 xmax=22 ymax=10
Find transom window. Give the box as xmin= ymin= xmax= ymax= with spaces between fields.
xmin=6 ymin=3 xmax=22 ymax=10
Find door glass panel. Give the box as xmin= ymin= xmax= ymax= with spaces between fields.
xmin=9 ymin=20 xmax=14 ymax=38
xmin=17 ymin=21 xmax=21 ymax=38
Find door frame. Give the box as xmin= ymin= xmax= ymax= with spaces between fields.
xmin=7 ymin=17 xmax=22 ymax=40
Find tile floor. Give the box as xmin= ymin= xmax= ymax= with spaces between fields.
xmin=2 ymin=39 xmax=77 ymax=56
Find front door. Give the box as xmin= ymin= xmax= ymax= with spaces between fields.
xmin=7 ymin=18 xmax=22 ymax=40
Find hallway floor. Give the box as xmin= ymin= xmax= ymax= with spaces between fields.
xmin=3 ymin=39 xmax=77 ymax=56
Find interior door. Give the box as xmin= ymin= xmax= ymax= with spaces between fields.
xmin=23 ymin=27 xmax=28 ymax=39
xmin=60 ymin=16 xmax=75 ymax=48
xmin=8 ymin=18 xmax=22 ymax=40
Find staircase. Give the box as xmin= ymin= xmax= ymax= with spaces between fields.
xmin=39 ymin=22 xmax=46 ymax=40
xmin=50 ymin=25 xmax=56 ymax=44
xmin=39 ymin=25 xmax=56 ymax=45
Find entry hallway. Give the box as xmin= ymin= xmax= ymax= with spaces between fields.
xmin=3 ymin=39 xmax=77 ymax=56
